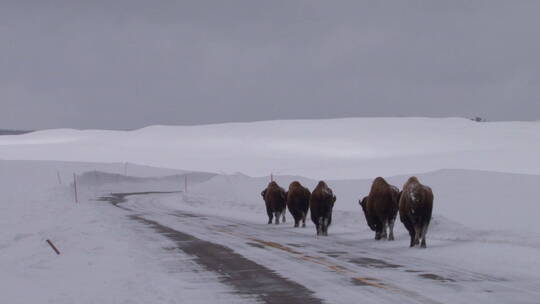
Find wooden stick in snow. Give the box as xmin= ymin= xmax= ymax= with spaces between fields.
xmin=46 ymin=239 xmax=60 ymax=255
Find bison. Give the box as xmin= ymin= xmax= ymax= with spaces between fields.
xmin=359 ymin=177 xmax=400 ymax=240
xmin=399 ymin=176 xmax=434 ymax=248
xmin=310 ymin=181 xmax=336 ymax=236
xmin=286 ymin=181 xmax=311 ymax=228
xmin=261 ymin=181 xmax=287 ymax=224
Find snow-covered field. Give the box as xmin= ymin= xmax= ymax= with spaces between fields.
xmin=1 ymin=118 xmax=540 ymax=303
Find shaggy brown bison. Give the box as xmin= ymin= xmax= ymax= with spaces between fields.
xmin=286 ymin=181 xmax=311 ymax=228
xmin=359 ymin=177 xmax=400 ymax=240
xmin=399 ymin=177 xmax=434 ymax=248
xmin=310 ymin=181 xmax=336 ymax=236
xmin=261 ymin=181 xmax=287 ymax=224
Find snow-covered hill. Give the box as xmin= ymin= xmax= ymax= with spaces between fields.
xmin=1 ymin=117 xmax=539 ymax=179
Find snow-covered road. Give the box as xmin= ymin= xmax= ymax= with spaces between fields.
xmin=102 ymin=189 xmax=540 ymax=304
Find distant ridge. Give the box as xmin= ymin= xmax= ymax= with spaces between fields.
xmin=0 ymin=129 xmax=32 ymax=135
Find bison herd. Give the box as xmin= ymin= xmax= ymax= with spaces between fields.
xmin=261 ymin=176 xmax=434 ymax=248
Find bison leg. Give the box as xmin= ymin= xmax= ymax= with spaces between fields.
xmin=274 ymin=212 xmax=281 ymax=224
xmin=282 ymin=212 xmax=286 ymax=223
xmin=374 ymin=221 xmax=383 ymax=240
xmin=266 ymin=207 xmax=273 ymax=224
xmin=316 ymin=217 xmax=324 ymax=235
xmin=414 ymin=225 xmax=422 ymax=247
xmin=401 ymin=215 xmax=415 ymax=247
xmin=322 ymin=217 xmax=330 ymax=236
xmin=405 ymin=220 xmax=416 ymax=247
xmin=381 ymin=220 xmax=388 ymax=240
xmin=420 ymin=223 xmax=429 ymax=248
xmin=406 ymin=223 xmax=416 ymax=247
xmin=302 ymin=212 xmax=307 ymax=228
xmin=388 ymin=219 xmax=395 ymax=241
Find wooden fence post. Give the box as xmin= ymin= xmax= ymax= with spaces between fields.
xmin=57 ymin=171 xmax=62 ymax=185
xmin=73 ymin=173 xmax=79 ymax=204
xmin=184 ymin=175 xmax=188 ymax=193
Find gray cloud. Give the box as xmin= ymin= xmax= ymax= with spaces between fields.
xmin=1 ymin=0 xmax=539 ymax=129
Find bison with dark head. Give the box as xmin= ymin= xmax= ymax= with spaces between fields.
xmin=399 ymin=176 xmax=433 ymax=248
xmin=359 ymin=177 xmax=400 ymax=240
xmin=261 ymin=181 xmax=287 ymax=224
xmin=310 ymin=181 xmax=336 ymax=236
xmin=286 ymin=181 xmax=311 ymax=228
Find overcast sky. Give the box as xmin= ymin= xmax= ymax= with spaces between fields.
xmin=1 ymin=1 xmax=539 ymax=130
